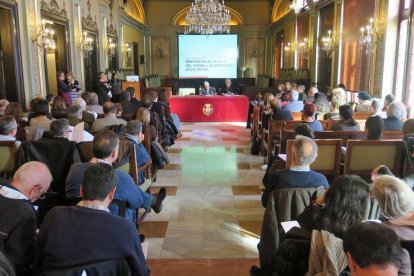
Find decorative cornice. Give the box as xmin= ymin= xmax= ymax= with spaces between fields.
xmin=82 ymin=0 xmax=98 ymax=31
xmin=107 ymin=24 xmax=118 ymax=37
xmin=119 ymin=10 xmax=148 ymax=31
xmin=40 ymin=0 xmax=67 ymax=18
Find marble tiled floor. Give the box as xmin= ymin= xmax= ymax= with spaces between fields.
xmin=141 ymin=122 xmax=265 ymax=275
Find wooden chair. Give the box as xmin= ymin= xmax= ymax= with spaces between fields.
xmin=285 ymin=139 xmax=343 ymax=178
xmin=284 ymin=120 xmax=302 ymax=131
xmin=383 ymin=130 xmax=404 ymax=140
xmin=344 ymin=140 xmax=405 ymax=180
xmin=0 ymin=141 xmax=18 ymax=178
xmin=262 ymin=119 xmax=285 ymax=164
xmin=291 ymin=112 xmax=302 ymax=121
xmin=251 ymin=105 xmax=261 ymax=141
xmin=320 ymin=120 xmax=335 ymax=130
xmin=117 ymin=142 xmax=139 ymax=185
xmin=353 ymin=111 xmax=373 ymax=120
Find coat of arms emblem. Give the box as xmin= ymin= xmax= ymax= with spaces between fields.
xmin=202 ymin=104 xmax=213 ymax=116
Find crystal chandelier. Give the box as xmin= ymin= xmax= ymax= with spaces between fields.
xmin=360 ymin=18 xmax=374 ymax=55
xmin=184 ymin=0 xmax=231 ymax=35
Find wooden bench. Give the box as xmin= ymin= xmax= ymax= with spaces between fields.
xmin=262 ymin=119 xmax=285 ymax=164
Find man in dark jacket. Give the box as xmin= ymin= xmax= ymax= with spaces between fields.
xmin=262 ymin=135 xmax=328 ymax=207
xmin=35 ymin=163 xmax=149 ymax=276
xmin=120 ymin=91 xmax=138 ymax=120
xmin=96 ymin=72 xmax=112 ymax=105
xmin=0 ymin=161 xmax=52 ymax=275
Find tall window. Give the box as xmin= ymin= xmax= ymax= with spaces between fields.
xmin=394 ymin=0 xmax=413 ymax=117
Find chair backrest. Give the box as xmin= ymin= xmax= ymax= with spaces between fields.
xmin=353 ymin=111 xmax=373 ymax=120
xmin=17 ymin=139 xmax=80 ymax=195
xmin=400 ymin=240 xmax=414 ymax=276
xmin=76 ymin=141 xmax=93 ymax=163
xmin=383 ymin=130 xmax=404 ymax=140
xmin=286 ymin=139 xmax=342 ymax=177
xmin=42 ymin=258 xmax=131 ymax=276
xmin=0 ymin=141 xmax=17 ymax=176
xmin=344 ymin=139 xmax=405 ymax=179
xmin=291 ymin=112 xmax=302 ymax=121
xmin=320 ymin=120 xmax=334 ymax=130
xmin=117 ymin=142 xmax=138 ymax=185
xmin=259 ymin=187 xmax=325 ymax=267
xmin=284 ymin=120 xmax=302 ymax=131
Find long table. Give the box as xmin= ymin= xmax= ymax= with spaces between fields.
xmin=169 ymin=95 xmax=249 ymax=122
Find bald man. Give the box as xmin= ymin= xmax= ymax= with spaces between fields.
xmin=0 ymin=161 xmax=52 ymax=274
xmin=261 ymin=135 xmax=328 ymax=207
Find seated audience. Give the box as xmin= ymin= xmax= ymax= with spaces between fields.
xmin=280 ymin=81 xmax=291 ymax=101
xmin=0 ymin=99 xmax=9 ymax=116
xmin=29 ymin=99 xmax=53 ymax=132
xmin=302 ymin=103 xmax=323 ymax=132
xmin=114 ymin=103 xmax=123 ymax=118
xmin=120 ymin=91 xmax=138 ymax=120
xmin=324 ymin=89 xmax=347 ymax=120
xmin=355 ymin=91 xmax=372 ymax=112
xmin=384 ymin=102 xmax=407 ymax=130
xmin=282 ymin=90 xmax=304 ymax=112
xmin=294 ymin=123 xmax=315 ymax=139
xmin=35 ymin=163 xmax=149 ymax=276
xmin=343 ymin=222 xmax=410 ymax=276
xmin=271 ymin=99 xmax=293 ymax=121
xmin=0 ymin=161 xmax=52 ymax=274
xmin=72 ymin=98 xmax=95 ymax=127
xmin=220 ymin=78 xmax=237 ymax=95
xmin=255 ymin=175 xmax=368 ymax=275
xmin=85 ymin=92 xmax=103 ymax=115
xmin=57 ymin=71 xmax=72 ymax=106
xmin=305 ymin=87 xmax=318 ymax=104
xmin=123 ymin=121 xmax=152 ymax=187
xmin=314 ymin=92 xmax=331 ymax=115
xmin=65 ymin=130 xmax=166 ymax=221
xmin=370 ymin=98 xmax=386 ymax=118
xmin=66 ymin=104 xmax=91 ymax=132
xmin=297 ymin=84 xmax=307 ymax=102
xmin=200 ymin=81 xmax=216 ymax=96
xmin=261 ymin=93 xmax=275 ymax=130
xmin=65 ymin=71 xmax=80 ymax=95
xmin=262 ymin=135 xmax=328 ymax=207
xmin=0 ymin=115 xmax=21 ymax=148
xmin=4 ymin=102 xmax=28 ymax=141
xmin=383 ymin=94 xmax=396 ymax=112
xmin=126 ymin=86 xmax=142 ymax=108
xmin=137 ymin=107 xmax=157 ymax=141
xmin=50 ymin=96 xmax=67 ymax=119
xmin=329 ymin=105 xmax=361 ymax=131
xmin=372 ymin=175 xmax=414 ymax=240
xmin=365 ymin=115 xmax=384 ymax=140
xmin=91 ymin=102 xmax=127 ymax=133
xmin=276 ymin=82 xmax=285 ymax=97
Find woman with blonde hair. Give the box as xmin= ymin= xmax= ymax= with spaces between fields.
xmin=372 ymin=175 xmax=414 ymax=240
xmin=136 ymin=107 xmax=156 ymax=141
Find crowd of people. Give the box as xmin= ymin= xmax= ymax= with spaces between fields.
xmin=0 ymin=71 xmax=184 ymax=275
xmin=251 ymin=81 xmax=414 ymax=275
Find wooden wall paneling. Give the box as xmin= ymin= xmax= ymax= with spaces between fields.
xmin=297 ymin=13 xmax=310 ymax=69
xmin=317 ymin=3 xmax=334 ymax=92
xmin=340 ymin=0 xmax=376 ymax=92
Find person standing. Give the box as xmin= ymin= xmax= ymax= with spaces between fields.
xmin=57 ymin=71 xmax=73 ymax=107
xmin=96 ymin=72 xmax=112 ymax=105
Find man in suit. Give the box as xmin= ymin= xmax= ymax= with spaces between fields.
xmin=36 ymin=163 xmax=150 ymax=275
xmin=96 ymin=72 xmax=112 ymax=105
xmin=220 ymin=79 xmax=237 ymax=95
xmin=91 ymin=102 xmax=127 ymax=133
xmin=200 ymin=81 xmax=216 ymax=96
xmin=262 ymin=135 xmax=328 ymax=207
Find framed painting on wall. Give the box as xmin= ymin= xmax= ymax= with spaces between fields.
xmin=150 ymin=36 xmax=171 ymax=77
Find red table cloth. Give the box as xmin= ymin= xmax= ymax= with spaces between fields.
xmin=169 ymin=95 xmax=249 ymax=122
